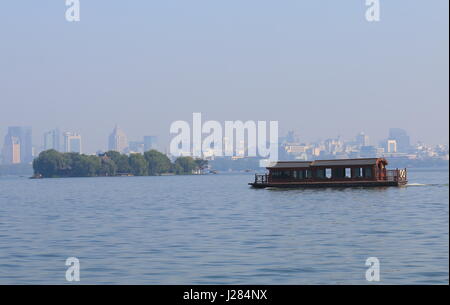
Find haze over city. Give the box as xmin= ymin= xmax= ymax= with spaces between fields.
xmin=1 ymin=1 xmax=449 ymax=153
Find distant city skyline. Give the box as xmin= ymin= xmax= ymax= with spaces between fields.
xmin=0 ymin=122 xmax=449 ymax=157
xmin=0 ymin=124 xmax=448 ymax=165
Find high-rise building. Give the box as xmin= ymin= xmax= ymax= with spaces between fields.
xmin=355 ymin=132 xmax=369 ymax=146
xmin=2 ymin=126 xmax=33 ymax=164
xmin=2 ymin=136 xmax=21 ymax=164
xmin=108 ymin=125 xmax=128 ymax=153
xmin=11 ymin=137 xmax=21 ymax=164
xmin=387 ymin=139 xmax=397 ymax=153
xmin=388 ymin=128 xmax=410 ymax=152
xmin=43 ymin=128 xmax=61 ymax=151
xmin=64 ymin=132 xmax=82 ymax=153
xmin=143 ymin=136 xmax=158 ymax=152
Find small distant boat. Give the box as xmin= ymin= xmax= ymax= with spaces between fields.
xmin=249 ymin=158 xmax=407 ymax=188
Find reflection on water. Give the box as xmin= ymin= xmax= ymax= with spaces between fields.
xmin=0 ymin=169 xmax=448 ymax=284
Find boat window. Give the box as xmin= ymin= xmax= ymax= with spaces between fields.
xmin=352 ymin=167 xmax=363 ymax=178
xmin=272 ymin=171 xmax=291 ymax=179
xmin=274 ymin=171 xmax=292 ymax=179
xmin=326 ymin=168 xmax=332 ymax=179
xmin=316 ymin=169 xmax=325 ymax=179
xmin=272 ymin=171 xmax=282 ymax=178
xmin=345 ymin=168 xmax=351 ymax=178
xmin=363 ymin=167 xmax=372 ymax=178
xmin=331 ymin=168 xmax=345 ymax=179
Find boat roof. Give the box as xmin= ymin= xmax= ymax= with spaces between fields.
xmin=267 ymin=158 xmax=386 ymax=169
xmin=267 ymin=161 xmax=311 ymax=168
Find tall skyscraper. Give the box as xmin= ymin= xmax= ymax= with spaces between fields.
xmin=108 ymin=125 xmax=128 ymax=153
xmin=143 ymin=136 xmax=158 ymax=152
xmin=2 ymin=136 xmax=21 ymax=164
xmin=388 ymin=128 xmax=410 ymax=152
xmin=43 ymin=128 xmax=61 ymax=151
xmin=64 ymin=132 xmax=82 ymax=153
xmin=387 ymin=139 xmax=398 ymax=153
xmin=2 ymin=126 xmax=33 ymax=164
xmin=11 ymin=137 xmax=21 ymax=164
xmin=355 ymin=132 xmax=369 ymax=146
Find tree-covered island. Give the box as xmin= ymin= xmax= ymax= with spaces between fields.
xmin=32 ymin=149 xmax=208 ymax=178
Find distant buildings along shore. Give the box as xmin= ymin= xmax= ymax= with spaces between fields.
xmin=0 ymin=126 xmax=447 ymax=168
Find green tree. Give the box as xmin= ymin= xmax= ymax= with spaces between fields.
xmin=195 ymin=159 xmax=208 ymax=171
xmin=64 ymin=153 xmax=100 ymax=177
xmin=171 ymin=163 xmax=183 ymax=175
xmin=33 ymin=149 xmax=66 ymax=178
xmin=105 ymin=151 xmax=131 ymax=174
xmin=144 ymin=150 xmax=172 ymax=175
xmin=98 ymin=156 xmax=117 ymax=176
xmin=104 ymin=151 xmax=121 ymax=161
xmin=84 ymin=155 xmax=101 ymax=177
xmin=174 ymin=156 xmax=197 ymax=174
xmin=128 ymin=153 xmax=148 ymax=176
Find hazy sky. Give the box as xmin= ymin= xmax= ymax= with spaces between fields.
xmin=0 ymin=0 xmax=448 ymax=153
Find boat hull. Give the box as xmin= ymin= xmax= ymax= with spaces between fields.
xmin=249 ymin=180 xmax=407 ymax=188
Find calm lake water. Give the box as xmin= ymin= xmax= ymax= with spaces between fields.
xmin=0 ymin=169 xmax=448 ymax=284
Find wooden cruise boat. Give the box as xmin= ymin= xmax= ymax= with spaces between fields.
xmin=249 ymin=158 xmax=407 ymax=188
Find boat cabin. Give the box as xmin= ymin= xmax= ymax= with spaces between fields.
xmin=250 ymin=158 xmax=407 ymax=188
